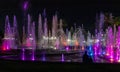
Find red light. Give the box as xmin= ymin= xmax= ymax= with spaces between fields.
xmin=63 ymin=42 xmax=67 ymax=46
xmin=1 ymin=44 xmax=10 ymax=51
xmin=2 ymin=46 xmax=7 ymax=51
xmin=3 ymin=48 xmax=6 ymax=51
xmin=75 ymin=41 xmax=79 ymax=46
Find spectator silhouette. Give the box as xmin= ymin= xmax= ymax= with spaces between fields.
xmin=82 ymin=51 xmax=93 ymax=63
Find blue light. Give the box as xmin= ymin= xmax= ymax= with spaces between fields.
xmin=102 ymin=52 xmax=106 ymax=55
xmin=88 ymin=46 xmax=92 ymax=51
xmin=42 ymin=54 xmax=46 ymax=61
xmin=90 ymin=53 xmax=93 ymax=56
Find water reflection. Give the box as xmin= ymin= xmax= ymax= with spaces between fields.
xmin=0 ymin=52 xmax=112 ymax=63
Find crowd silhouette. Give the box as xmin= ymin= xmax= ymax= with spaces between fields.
xmin=82 ymin=51 xmax=93 ymax=63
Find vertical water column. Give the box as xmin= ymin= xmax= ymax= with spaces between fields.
xmin=42 ymin=9 xmax=48 ymax=48
xmin=52 ymin=13 xmax=58 ymax=38
xmin=48 ymin=30 xmax=51 ymax=48
xmin=13 ymin=15 xmax=19 ymax=49
xmin=93 ymin=29 xmax=98 ymax=55
xmin=43 ymin=18 xmax=48 ymax=48
xmin=66 ymin=31 xmax=71 ymax=51
xmin=2 ymin=16 xmax=12 ymax=50
xmin=70 ymin=28 xmax=74 ymax=47
xmin=110 ymin=27 xmax=114 ymax=60
xmin=73 ymin=24 xmax=78 ymax=50
xmin=52 ymin=14 xmax=58 ymax=48
xmin=79 ymin=27 xmax=85 ymax=51
xmin=98 ymin=12 xmax=104 ymax=55
xmin=113 ymin=24 xmax=116 ymax=60
xmin=31 ymin=22 xmax=36 ymax=61
xmin=25 ymin=14 xmax=32 ymax=47
xmin=38 ymin=14 xmax=43 ymax=49
xmin=27 ymin=14 xmax=31 ymax=36
xmin=59 ymin=19 xmax=66 ymax=49
xmin=21 ymin=26 xmax=26 ymax=60
xmin=93 ymin=13 xmax=104 ymax=56
xmin=106 ymin=28 xmax=110 ymax=56
xmin=73 ymin=32 xmax=78 ymax=50
xmin=116 ymin=26 xmax=120 ymax=62
xmin=52 ymin=13 xmax=58 ymax=40
xmin=97 ymin=32 xmax=103 ymax=55
xmin=107 ymin=27 xmax=114 ymax=61
xmin=86 ymin=31 xmax=93 ymax=56
xmin=55 ymin=37 xmax=60 ymax=49
xmin=105 ymin=28 xmax=109 ymax=56
xmin=51 ymin=16 xmax=55 ymax=48
xmin=86 ymin=31 xmax=92 ymax=46
xmin=116 ymin=30 xmax=119 ymax=61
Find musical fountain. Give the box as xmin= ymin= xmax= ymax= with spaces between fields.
xmin=0 ymin=11 xmax=86 ymax=62
xmin=1 ymin=10 xmax=120 ymax=63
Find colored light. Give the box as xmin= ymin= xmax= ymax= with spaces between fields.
xmin=61 ymin=54 xmax=64 ymax=62
xmin=102 ymin=52 xmax=105 ymax=55
xmin=106 ymin=53 xmax=109 ymax=56
xmin=42 ymin=53 xmax=46 ymax=61
xmin=66 ymin=47 xmax=69 ymax=51
xmin=23 ymin=1 xmax=28 ymax=11
xmin=98 ymin=52 xmax=101 ymax=55
xmin=22 ymin=55 xmax=25 ymax=61
xmin=2 ymin=45 xmax=8 ymax=51
xmin=22 ymin=48 xmax=25 ymax=60
xmin=118 ymin=59 xmax=120 ymax=62
xmin=54 ymin=47 xmax=57 ymax=50
xmin=2 ymin=10 xmax=120 ymax=63
xmin=6 ymin=46 xmax=9 ymax=50
xmin=110 ymin=58 xmax=114 ymax=62
xmin=82 ymin=46 xmax=84 ymax=50
xmin=63 ymin=42 xmax=67 ymax=46
xmin=32 ymin=57 xmax=35 ymax=61
xmin=94 ymin=52 xmax=97 ymax=55
xmin=110 ymin=56 xmax=113 ymax=59
xmin=75 ymin=41 xmax=79 ymax=46
xmin=3 ymin=47 xmax=6 ymax=51
xmin=90 ymin=53 xmax=93 ymax=56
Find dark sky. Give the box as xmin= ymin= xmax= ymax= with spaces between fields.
xmin=0 ymin=0 xmax=120 ymax=33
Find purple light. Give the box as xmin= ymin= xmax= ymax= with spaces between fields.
xmin=22 ymin=48 xmax=25 ymax=60
xmin=61 ymin=54 xmax=64 ymax=62
xmin=93 ymin=45 xmax=97 ymax=55
xmin=32 ymin=56 xmax=35 ymax=61
xmin=66 ymin=46 xmax=69 ymax=51
xmin=22 ymin=55 xmax=25 ymax=60
xmin=23 ymin=1 xmax=28 ymax=11
xmin=31 ymin=49 xmax=35 ymax=60
xmin=42 ymin=53 xmax=46 ymax=61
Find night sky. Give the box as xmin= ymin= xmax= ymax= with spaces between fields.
xmin=0 ymin=0 xmax=120 ymax=34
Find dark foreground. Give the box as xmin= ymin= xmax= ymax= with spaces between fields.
xmin=0 ymin=59 xmax=120 ymax=72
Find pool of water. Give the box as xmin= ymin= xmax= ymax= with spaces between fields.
xmin=0 ymin=53 xmax=111 ymax=63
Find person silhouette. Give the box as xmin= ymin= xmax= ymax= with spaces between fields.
xmin=82 ymin=51 xmax=93 ymax=63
